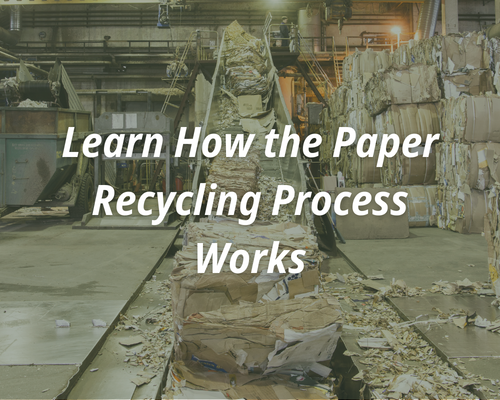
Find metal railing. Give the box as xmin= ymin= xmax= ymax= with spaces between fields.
xmin=161 ymin=31 xmax=197 ymax=115
xmin=13 ymin=34 xmax=218 ymax=57
xmin=297 ymin=32 xmax=334 ymax=98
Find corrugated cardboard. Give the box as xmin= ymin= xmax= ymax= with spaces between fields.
xmin=443 ymin=70 xmax=495 ymax=99
xmin=404 ymin=186 xmax=437 ymax=227
xmin=484 ymin=195 xmax=500 ymax=295
xmin=437 ymin=186 xmax=490 ymax=234
xmin=174 ymin=296 xmax=342 ymax=375
xmin=365 ymin=64 xmax=441 ymax=116
xmin=172 ymin=220 xmax=324 ymax=319
xmin=436 ymin=142 xmax=500 ymax=190
xmin=400 ymin=148 xmax=436 ymax=186
xmin=441 ymin=95 xmax=500 ymax=142
xmin=238 ymin=95 xmax=263 ymax=117
xmin=334 ymin=188 xmax=410 ymax=239
xmin=320 ymin=176 xmax=337 ymax=192
xmin=375 ymin=103 xmax=441 ymax=142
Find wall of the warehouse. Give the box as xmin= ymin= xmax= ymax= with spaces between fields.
xmin=434 ymin=0 xmax=495 ymax=34
xmin=325 ymin=3 xmax=413 ymax=47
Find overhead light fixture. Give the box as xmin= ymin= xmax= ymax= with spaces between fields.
xmin=391 ymin=26 xmax=401 ymax=47
xmin=391 ymin=26 xmax=402 ymax=35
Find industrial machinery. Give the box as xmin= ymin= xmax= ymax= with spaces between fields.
xmin=0 ymin=60 xmax=93 ymax=219
xmin=193 ymin=23 xmax=337 ymax=251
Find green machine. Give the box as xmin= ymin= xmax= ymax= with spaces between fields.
xmin=0 ymin=60 xmax=94 ymax=219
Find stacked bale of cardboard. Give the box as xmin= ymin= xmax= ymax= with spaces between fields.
xmin=171 ymin=219 xmax=343 ymax=382
xmin=484 ymin=191 xmax=500 ymax=296
xmin=403 ymin=32 xmax=494 ymax=99
xmin=435 ymin=94 xmax=500 ymax=233
xmin=384 ymin=32 xmax=498 ymax=234
xmin=320 ymin=32 xmax=500 ymax=230
xmin=171 ymin=21 xmax=343 ymax=392
xmin=320 ymin=48 xmax=442 ymax=227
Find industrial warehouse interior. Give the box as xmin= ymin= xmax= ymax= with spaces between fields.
xmin=1 ymin=0 xmax=500 ymax=399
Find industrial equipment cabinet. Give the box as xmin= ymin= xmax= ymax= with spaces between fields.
xmin=76 ymin=111 xmax=175 ymax=229
xmin=0 ymin=107 xmax=93 ymax=219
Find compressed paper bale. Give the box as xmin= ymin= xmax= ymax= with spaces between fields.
xmin=364 ymin=65 xmax=441 ymax=117
xmin=346 ymin=78 xmax=367 ymax=112
xmin=376 ymin=50 xmax=393 ymax=71
xmin=436 ymin=142 xmax=500 ymax=190
xmin=409 ymin=32 xmax=488 ymax=73
xmin=436 ymin=186 xmax=490 ymax=234
xmin=342 ymin=52 xmax=355 ymax=82
xmin=490 ymin=37 xmax=500 ymax=70
xmin=345 ymin=108 xmax=375 ymax=141
xmin=173 ymin=296 xmax=342 ymax=375
xmin=330 ymin=84 xmax=349 ymax=118
xmin=392 ymin=44 xmax=411 ymax=67
xmin=400 ymin=148 xmax=436 ymax=186
xmin=334 ymin=188 xmax=410 ymax=239
xmin=443 ymin=69 xmax=495 ymax=99
xmin=351 ymin=147 xmax=382 ymax=185
xmin=442 ymin=32 xmax=489 ymax=74
xmin=403 ymin=185 xmax=438 ymax=227
xmin=331 ymin=145 xmax=380 ymax=187
xmin=381 ymin=148 xmax=436 ymax=187
xmin=205 ymin=148 xmax=260 ymax=218
xmin=484 ymin=192 xmax=500 ymax=295
xmin=358 ymin=48 xmax=378 ymax=76
xmin=440 ymin=95 xmax=500 ymax=142
xmin=375 ymin=103 xmax=440 ymax=142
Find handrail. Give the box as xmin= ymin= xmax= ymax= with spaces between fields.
xmin=263 ymin=11 xmax=273 ymax=39
xmin=297 ymin=32 xmax=334 ymax=97
xmin=161 ymin=31 xmax=197 ymax=115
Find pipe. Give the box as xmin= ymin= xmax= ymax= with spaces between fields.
xmin=10 ymin=5 xmax=22 ymax=31
xmin=415 ymin=0 xmax=440 ymax=40
xmin=0 ymin=6 xmax=21 ymax=45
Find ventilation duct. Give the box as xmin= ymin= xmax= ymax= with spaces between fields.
xmin=415 ymin=0 xmax=440 ymax=40
xmin=10 ymin=5 xmax=22 ymax=31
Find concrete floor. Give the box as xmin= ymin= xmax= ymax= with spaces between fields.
xmin=0 ymin=216 xmax=496 ymax=399
xmin=336 ymin=227 xmax=500 ymax=398
xmin=68 ymin=256 xmax=176 ymax=400
xmin=0 ymin=214 xmax=177 ymax=399
xmin=339 ymin=227 xmax=489 ymax=288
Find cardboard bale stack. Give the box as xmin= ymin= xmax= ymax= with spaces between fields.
xmin=174 ymin=296 xmax=342 ymax=376
xmin=170 ymin=21 xmax=343 ymax=393
xmin=387 ymin=33 xmax=498 ymax=233
xmin=321 ymin=31 xmax=500 ymax=230
xmin=435 ymin=94 xmax=500 ymax=233
xmin=205 ymin=148 xmax=261 ymax=217
xmin=223 ymin=21 xmax=269 ymax=97
xmin=484 ymin=190 xmax=500 ymax=296
xmin=404 ymin=186 xmax=438 ymax=227
xmin=436 ymin=185 xmax=492 ymax=234
xmin=364 ymin=64 xmax=441 ymax=117
xmin=397 ymin=32 xmax=495 ymax=100
xmin=320 ymin=48 xmax=442 ymax=230
xmin=171 ymin=219 xmax=343 ymax=385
